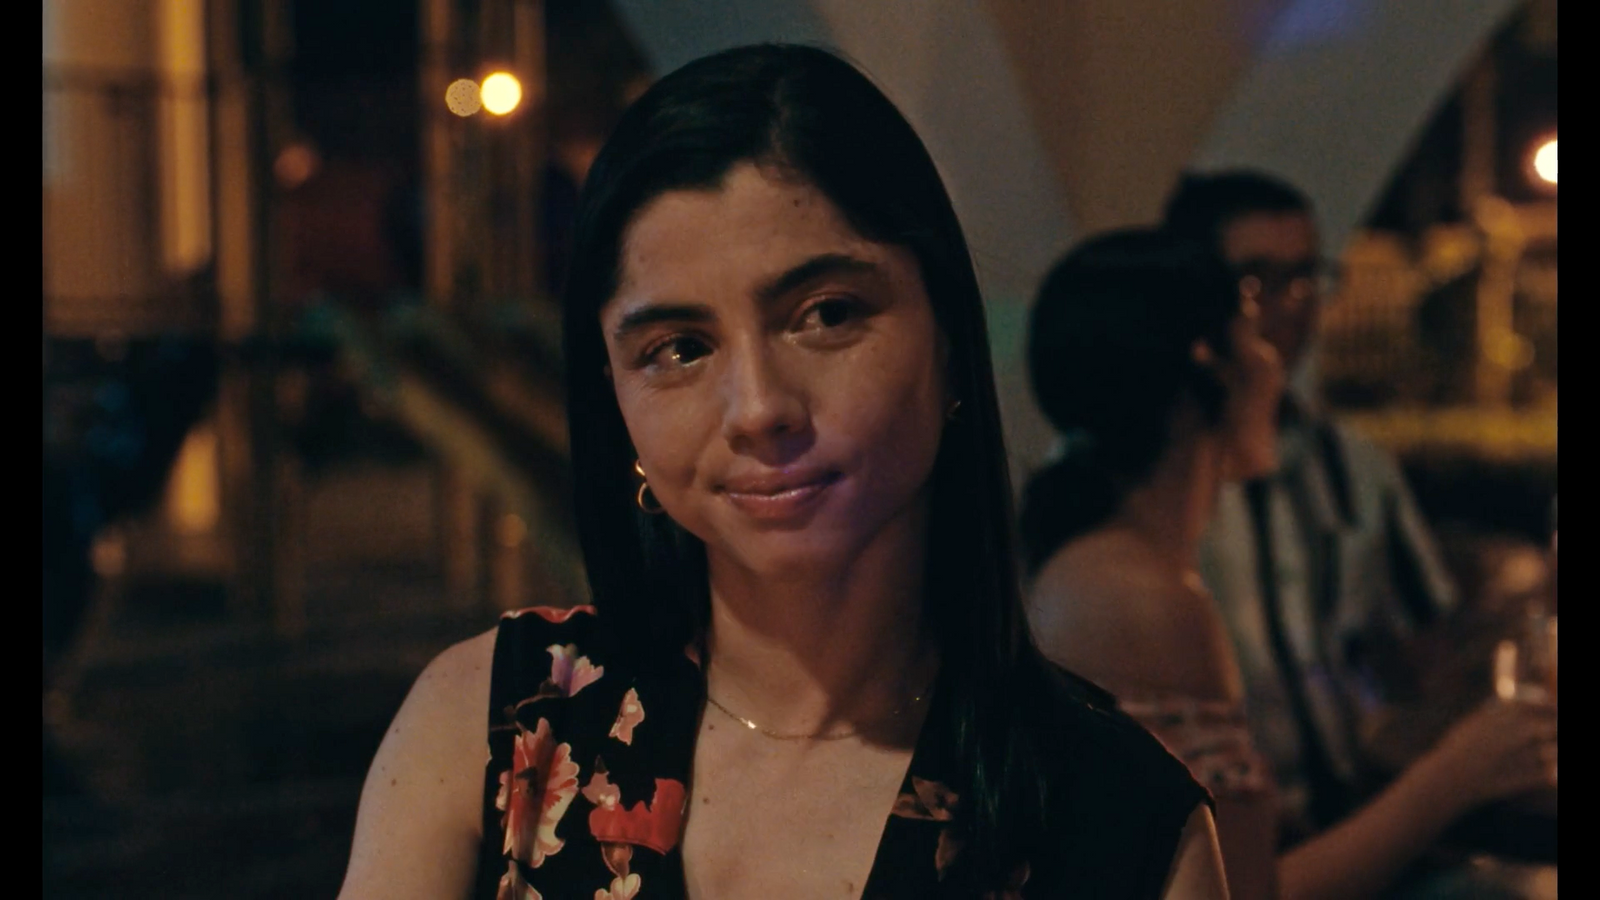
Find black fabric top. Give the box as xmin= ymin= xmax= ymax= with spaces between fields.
xmin=475 ymin=605 xmax=1211 ymax=899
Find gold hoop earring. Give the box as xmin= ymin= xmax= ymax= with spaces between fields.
xmin=634 ymin=459 xmax=665 ymax=514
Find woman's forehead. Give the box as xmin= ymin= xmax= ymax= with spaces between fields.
xmin=624 ymin=166 xmax=860 ymax=259
xmin=606 ymin=166 xmax=904 ymax=314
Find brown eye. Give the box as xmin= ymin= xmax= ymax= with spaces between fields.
xmin=668 ymin=337 xmax=710 ymax=365
xmin=648 ymin=336 xmax=710 ymax=368
xmin=802 ymin=297 xmax=858 ymax=330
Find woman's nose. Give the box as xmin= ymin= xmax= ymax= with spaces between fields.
xmin=719 ymin=341 xmax=810 ymax=451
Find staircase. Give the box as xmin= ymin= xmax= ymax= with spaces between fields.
xmin=43 ymin=456 xmax=511 ymax=898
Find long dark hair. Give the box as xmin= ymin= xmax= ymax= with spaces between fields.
xmin=1019 ymin=228 xmax=1243 ymax=574
xmin=561 ymin=43 xmax=1052 ymax=884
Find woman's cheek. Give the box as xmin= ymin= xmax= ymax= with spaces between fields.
xmin=619 ymin=390 xmax=698 ymax=484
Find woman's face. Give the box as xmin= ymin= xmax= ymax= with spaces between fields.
xmin=600 ymin=162 xmax=950 ymax=577
xmin=1216 ymin=294 xmax=1283 ymax=481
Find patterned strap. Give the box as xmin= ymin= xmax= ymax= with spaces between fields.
xmin=1119 ymin=696 xmax=1273 ymax=799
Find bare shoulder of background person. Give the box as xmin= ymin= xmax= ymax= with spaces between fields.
xmin=1028 ymin=536 xmax=1237 ymax=702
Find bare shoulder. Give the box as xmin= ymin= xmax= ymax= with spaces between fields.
xmin=1027 ymin=535 xmax=1236 ymax=701
xmin=339 ymin=627 xmax=498 ymax=900
xmin=378 ymin=628 xmax=497 ymax=768
xmin=410 ymin=628 xmax=498 ymax=717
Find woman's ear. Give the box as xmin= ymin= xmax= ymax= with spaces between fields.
xmin=1191 ymin=339 xmax=1216 ymax=367
xmin=603 ymin=363 xmax=614 ymax=384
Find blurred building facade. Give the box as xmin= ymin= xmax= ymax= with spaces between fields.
xmin=44 ymin=1 xmax=624 ymax=893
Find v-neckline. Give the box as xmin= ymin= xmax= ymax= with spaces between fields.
xmin=670 ymin=666 xmax=957 ymax=900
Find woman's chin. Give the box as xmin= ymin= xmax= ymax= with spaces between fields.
xmin=710 ymin=529 xmax=868 ymax=579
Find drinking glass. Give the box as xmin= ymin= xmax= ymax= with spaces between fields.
xmin=1495 ymin=603 xmax=1557 ymax=703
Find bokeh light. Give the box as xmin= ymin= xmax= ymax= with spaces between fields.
xmin=1532 ymin=137 xmax=1557 ymax=186
xmin=481 ymin=72 xmax=523 ymax=115
xmin=445 ymin=78 xmax=482 ymax=117
xmin=273 ymin=142 xmax=320 ymax=189
xmin=497 ymin=513 xmax=528 ymax=548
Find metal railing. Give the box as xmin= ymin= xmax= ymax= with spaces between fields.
xmin=43 ymin=61 xmax=587 ymax=639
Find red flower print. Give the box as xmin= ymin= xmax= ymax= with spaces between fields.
xmin=582 ymin=767 xmax=622 ymax=812
xmin=497 ymin=860 xmax=542 ymax=900
xmin=601 ymin=841 xmax=634 ymax=878
xmin=544 ymin=643 xmax=605 ymax=699
xmin=891 ymin=776 xmax=959 ymax=821
xmin=982 ymin=861 xmax=1031 ymax=899
xmin=892 ymin=777 xmax=964 ymax=879
xmin=609 ymin=688 xmax=645 ymax=745
xmin=588 ymin=777 xmax=688 ymax=855
xmin=935 ymin=830 xmax=964 ymax=880
xmin=593 ymin=873 xmax=641 ymax=900
xmin=496 ymin=718 xmax=581 ymax=867
xmin=502 ymin=604 xmax=598 ymax=623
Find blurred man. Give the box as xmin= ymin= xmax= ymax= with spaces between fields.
xmin=1163 ymin=171 xmax=1460 ymax=846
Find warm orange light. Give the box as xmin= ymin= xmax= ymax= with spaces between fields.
xmin=446 ymin=78 xmax=482 ymax=117
xmin=165 ymin=423 xmax=221 ymax=534
xmin=497 ymin=513 xmax=528 ymax=548
xmin=481 ymin=72 xmax=523 ymax=115
xmin=273 ymin=143 xmax=319 ymax=189
xmin=1532 ymin=137 xmax=1557 ymax=186
xmin=91 ymin=531 xmax=127 ymax=578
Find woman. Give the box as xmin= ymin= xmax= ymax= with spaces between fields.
xmin=340 ymin=45 xmax=1225 ymax=899
xmin=1021 ymin=230 xmax=1558 ymax=900
xmin=1021 ymin=230 xmax=1287 ymax=900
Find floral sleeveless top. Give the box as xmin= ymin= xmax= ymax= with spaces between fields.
xmin=474 ymin=606 xmax=1211 ymax=899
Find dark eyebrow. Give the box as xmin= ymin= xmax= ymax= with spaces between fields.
xmin=610 ymin=304 xmax=715 ymax=343
xmin=754 ymin=253 xmax=881 ymax=305
xmin=609 ymin=253 xmax=880 ymax=343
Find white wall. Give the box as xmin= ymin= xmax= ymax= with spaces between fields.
xmin=1194 ymin=0 xmax=1523 ymax=254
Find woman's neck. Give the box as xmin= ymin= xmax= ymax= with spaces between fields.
xmin=1110 ymin=429 xmax=1226 ymax=573
xmin=700 ymin=502 xmax=939 ymax=744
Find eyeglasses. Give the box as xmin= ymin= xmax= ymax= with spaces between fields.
xmin=1236 ymin=258 xmax=1342 ymax=309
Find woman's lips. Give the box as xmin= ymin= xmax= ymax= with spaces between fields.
xmin=720 ymin=470 xmax=842 ymax=521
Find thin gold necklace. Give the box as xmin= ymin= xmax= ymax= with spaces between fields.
xmin=704 ymin=684 xmax=933 ymax=741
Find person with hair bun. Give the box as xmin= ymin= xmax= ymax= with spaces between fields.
xmin=1022 ymin=228 xmax=1285 ymax=900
